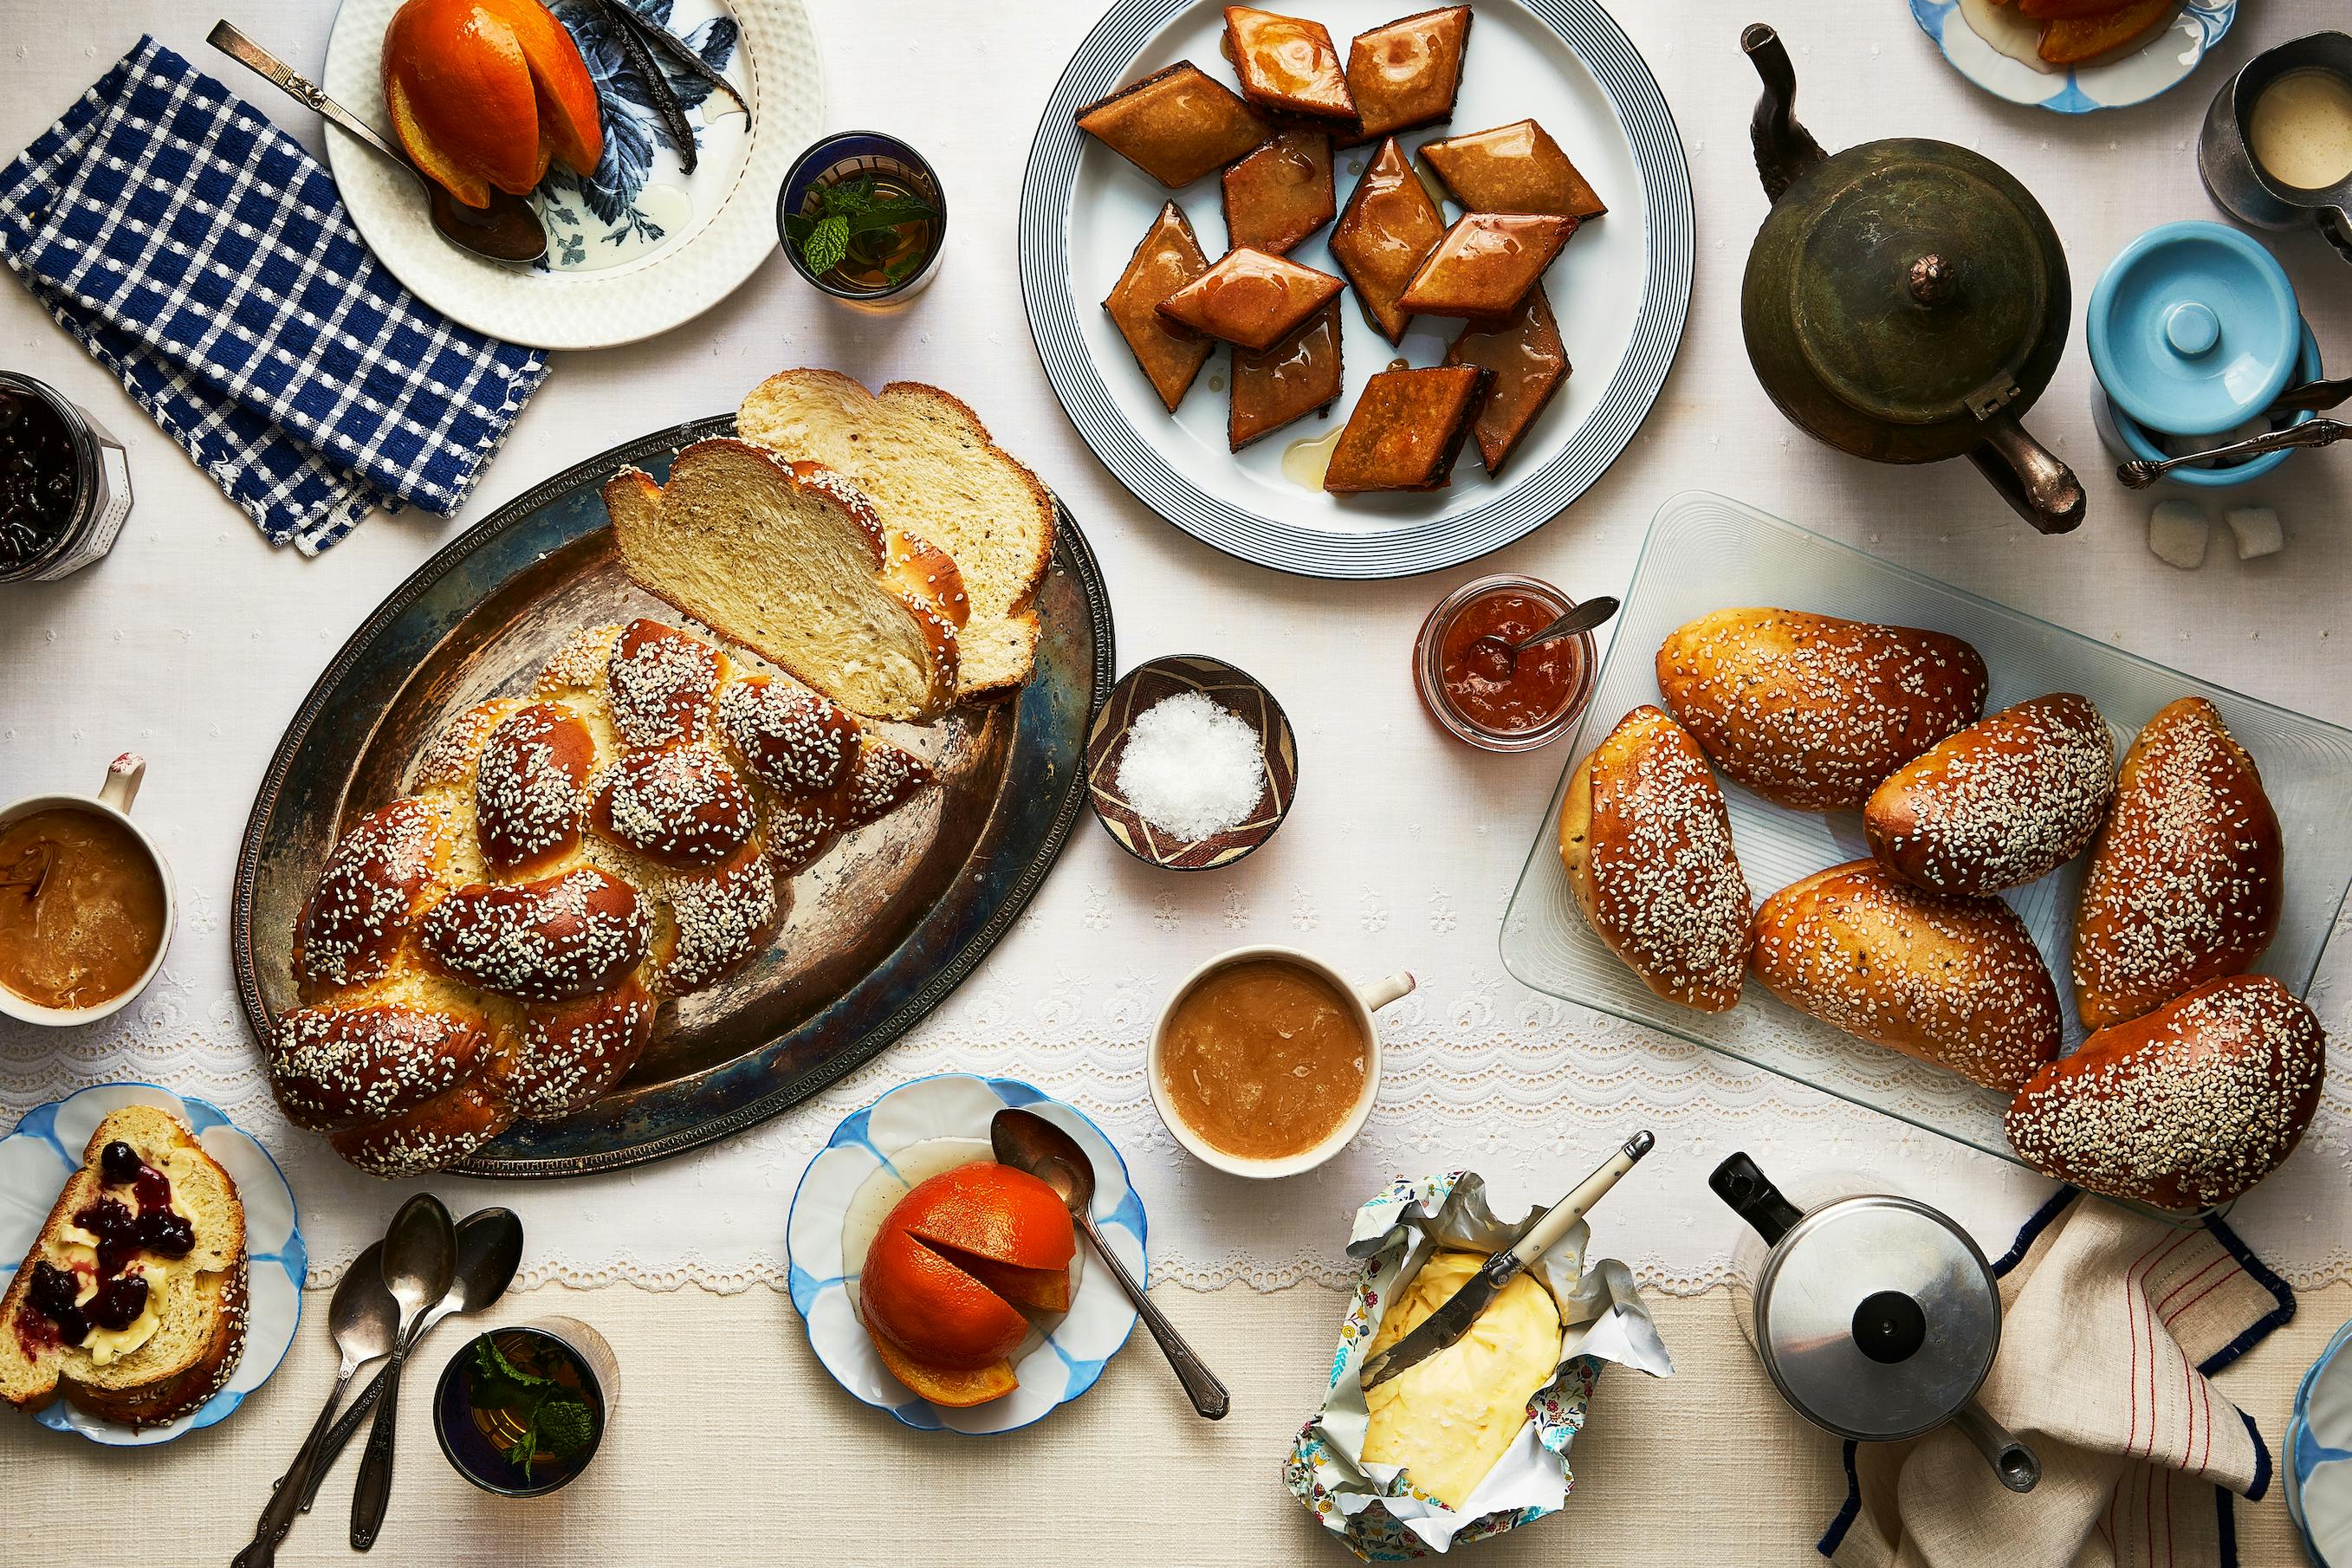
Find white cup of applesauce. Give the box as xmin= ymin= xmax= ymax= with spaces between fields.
xmin=0 ymin=754 xmax=174 ymax=1027
xmin=1148 ymin=944 xmax=1416 ymax=1179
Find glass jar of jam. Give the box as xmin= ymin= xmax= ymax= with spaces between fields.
xmin=1414 ymin=574 xmax=1597 ymax=752
xmin=0 ymin=372 xmax=133 ymax=584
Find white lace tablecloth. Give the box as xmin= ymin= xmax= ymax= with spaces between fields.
xmin=2 ymin=0 xmax=2347 ymax=1299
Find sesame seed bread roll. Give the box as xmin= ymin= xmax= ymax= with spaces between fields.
xmin=2070 ymin=698 xmax=2283 ymax=1031
xmin=1864 ymin=693 xmax=2116 ymax=897
xmin=1559 ymin=705 xmax=1753 ymax=1012
xmin=1655 ymin=609 xmax=1989 ymax=813
xmin=603 ymin=439 xmax=967 ymax=722
xmin=1750 ymin=860 xmax=2061 ymax=1092
xmin=2004 ymin=975 xmax=2323 ymax=1209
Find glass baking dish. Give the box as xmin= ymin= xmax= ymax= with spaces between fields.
xmin=1500 ymin=490 xmax=2352 ymax=1165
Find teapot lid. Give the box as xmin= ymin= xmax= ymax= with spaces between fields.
xmin=1772 ymin=145 xmax=2063 ymax=431
xmin=1752 ymin=1194 xmax=2001 ymax=1442
xmin=2088 ymin=221 xmax=2301 ymax=438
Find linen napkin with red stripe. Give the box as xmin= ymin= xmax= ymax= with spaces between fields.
xmin=1824 ymin=1189 xmax=2290 ymax=1568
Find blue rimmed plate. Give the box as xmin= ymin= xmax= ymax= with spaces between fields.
xmin=1908 ymin=0 xmax=2235 ymax=114
xmin=0 ymin=1084 xmax=305 ymax=1446
xmin=787 ymin=1075 xmax=1145 ymax=1435
xmin=2290 ymin=1318 xmax=2352 ymax=1565
xmin=1020 ymin=0 xmax=1693 ymax=578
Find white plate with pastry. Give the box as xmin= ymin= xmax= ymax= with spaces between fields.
xmin=232 ymin=383 xmax=1111 ymax=1180
xmin=1502 ymin=490 xmax=2352 ymax=1180
xmin=0 ymin=1085 xmax=304 ymax=1445
xmin=1021 ymin=0 xmax=1692 ymax=577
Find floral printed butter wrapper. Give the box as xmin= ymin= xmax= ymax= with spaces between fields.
xmin=1284 ymin=1172 xmax=1672 ymax=1560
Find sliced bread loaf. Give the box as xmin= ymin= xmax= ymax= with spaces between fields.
xmin=1 ymin=1105 xmax=249 ymax=1429
xmin=603 ymin=438 xmax=967 ymax=722
xmin=735 ymin=372 xmax=1055 ymax=698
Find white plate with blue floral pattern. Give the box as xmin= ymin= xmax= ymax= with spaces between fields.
xmin=787 ymin=1074 xmax=1145 ymax=1435
xmin=0 ymin=1083 xmax=306 ymax=1446
xmin=1908 ymin=0 xmax=2234 ymax=114
xmin=322 ymin=0 xmax=823 ymax=348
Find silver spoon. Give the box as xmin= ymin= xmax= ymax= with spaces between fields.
xmin=2268 ymin=373 xmax=2352 ymax=417
xmin=231 ymin=1241 xmax=398 ymax=1568
xmin=297 ymin=1208 xmax=524 ymax=1513
xmin=348 ymin=1195 xmax=457 ymax=1552
xmin=1461 ymin=594 xmax=1621 ymax=683
xmin=2116 ymin=418 xmax=2349 ymax=489
xmin=206 ymin=21 xmax=548 ymax=265
xmin=991 ymin=1107 xmax=1228 ymax=1420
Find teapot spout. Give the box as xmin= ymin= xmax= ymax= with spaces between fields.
xmin=1744 ymin=23 xmax=1827 ymax=203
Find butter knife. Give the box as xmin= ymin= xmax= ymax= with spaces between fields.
xmin=1359 ymin=1131 xmax=1653 ymax=1391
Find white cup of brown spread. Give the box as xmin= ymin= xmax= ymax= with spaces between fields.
xmin=0 ymin=752 xmax=175 ymax=1026
xmin=1148 ymin=944 xmax=1415 ymax=1178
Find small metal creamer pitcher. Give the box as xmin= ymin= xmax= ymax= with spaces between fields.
xmin=2200 ymin=31 xmax=2352 ymax=265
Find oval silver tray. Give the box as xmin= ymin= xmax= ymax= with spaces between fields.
xmin=231 ymin=415 xmax=1113 ymax=1176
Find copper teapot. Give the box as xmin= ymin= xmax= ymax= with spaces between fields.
xmin=1740 ymin=24 xmax=2086 ymax=535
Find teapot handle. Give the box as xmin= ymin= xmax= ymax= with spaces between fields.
xmin=2321 ymin=206 xmax=2352 ymax=267
xmin=1708 ymin=1152 xmax=1804 ymax=1247
xmin=1971 ymin=413 xmax=2086 ymax=535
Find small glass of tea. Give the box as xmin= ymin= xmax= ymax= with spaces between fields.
xmin=778 ymin=132 xmax=948 ymax=308
xmin=434 ymin=1319 xmax=617 ymax=1498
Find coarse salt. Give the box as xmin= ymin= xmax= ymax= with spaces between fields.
xmin=1116 ymin=690 xmax=1267 ymax=840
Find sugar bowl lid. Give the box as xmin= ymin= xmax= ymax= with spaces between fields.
xmin=1752 ymin=1194 xmax=2002 ymax=1442
xmin=2089 ymin=221 xmax=2301 ymax=438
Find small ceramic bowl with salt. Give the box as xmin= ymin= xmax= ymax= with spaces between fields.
xmin=1085 ymin=655 xmax=1297 ymax=871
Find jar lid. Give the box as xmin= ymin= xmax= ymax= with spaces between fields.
xmin=1753 ymin=1195 xmax=2001 ymax=1442
xmin=2089 ymin=221 xmax=2300 ymax=438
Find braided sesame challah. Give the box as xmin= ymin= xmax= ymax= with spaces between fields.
xmin=265 ymin=614 xmax=935 ymax=1177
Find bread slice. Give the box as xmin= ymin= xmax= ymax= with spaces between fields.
xmin=1 ymin=1106 xmax=249 ymax=1429
xmin=603 ymin=438 xmax=966 ymax=722
xmin=735 ymin=372 xmax=1055 ymax=698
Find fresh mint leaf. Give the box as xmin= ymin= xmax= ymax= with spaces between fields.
xmin=801 ymin=214 xmax=850 ymax=275
xmin=536 ymin=1399 xmax=595 ymax=1455
xmin=783 ymin=211 xmax=814 ymax=244
xmin=845 ymin=198 xmax=934 ymax=236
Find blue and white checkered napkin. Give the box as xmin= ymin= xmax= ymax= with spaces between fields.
xmin=0 ymin=36 xmax=549 ymax=554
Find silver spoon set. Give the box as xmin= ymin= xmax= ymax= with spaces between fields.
xmin=233 ymin=1198 xmax=522 ymax=1566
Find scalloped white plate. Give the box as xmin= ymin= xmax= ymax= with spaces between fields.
xmin=787 ymin=1074 xmax=1145 ymax=1435
xmin=1908 ymin=0 xmax=2235 ymax=114
xmin=0 ymin=1084 xmax=305 ymax=1446
xmin=321 ymin=0 xmax=823 ymax=348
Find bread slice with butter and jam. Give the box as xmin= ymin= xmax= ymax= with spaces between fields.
xmin=1 ymin=1105 xmax=248 ymax=1429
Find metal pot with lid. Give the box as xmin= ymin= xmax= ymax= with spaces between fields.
xmin=1709 ymin=1152 xmax=2041 ymax=1493
xmin=1740 ymin=23 xmax=2086 ymax=535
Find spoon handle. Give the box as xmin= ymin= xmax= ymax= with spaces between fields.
xmin=204 ymin=23 xmax=413 ymax=176
xmin=232 ymin=1364 xmax=353 ymax=1568
xmin=2270 ymin=374 xmax=2352 ymax=416
xmin=1079 ymin=1210 xmax=1228 ymax=1419
xmin=347 ymin=1334 xmax=417 ymax=1550
xmin=2117 ymin=418 xmax=2349 ymax=488
xmin=297 ymin=1305 xmax=445 ymax=1513
xmin=1519 ymin=594 xmax=1620 ymax=653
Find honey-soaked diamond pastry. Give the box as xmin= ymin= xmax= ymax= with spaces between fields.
xmin=1397 ymin=213 xmax=1577 ymax=327
xmin=1104 ymin=202 xmax=1215 ymax=412
xmin=1076 ymin=62 xmax=1271 ymax=187
xmin=1323 ymin=365 xmax=1489 ymax=493
xmin=1157 ymin=247 xmax=1344 ymax=351
xmin=1222 ymin=8 xmax=1356 ymax=120
xmin=1230 ymin=299 xmax=1343 ymax=450
xmin=1343 ymin=7 xmax=1472 ymax=145
xmin=1221 ymin=126 xmax=1335 ymax=255
xmin=1422 ymin=119 xmax=1606 ymax=219
xmin=1444 ymin=285 xmax=1570 ymax=476
xmin=1330 ymin=137 xmax=1447 ymax=343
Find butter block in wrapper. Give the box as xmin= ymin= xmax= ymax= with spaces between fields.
xmin=1284 ymin=1172 xmax=1671 ymax=1559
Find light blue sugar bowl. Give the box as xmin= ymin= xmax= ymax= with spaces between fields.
xmin=2088 ymin=220 xmax=2322 ymax=488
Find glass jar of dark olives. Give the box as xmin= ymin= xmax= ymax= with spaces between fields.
xmin=0 ymin=372 xmax=133 ymax=583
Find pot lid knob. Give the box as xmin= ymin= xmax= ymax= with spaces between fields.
xmin=1908 ymin=254 xmax=1954 ymax=308
xmin=2089 ymin=220 xmax=2302 ymax=438
xmin=1751 ymin=1195 xmax=2002 ymax=1442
